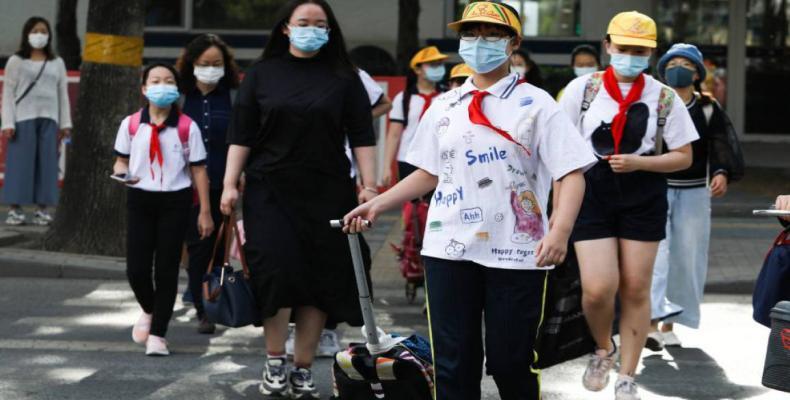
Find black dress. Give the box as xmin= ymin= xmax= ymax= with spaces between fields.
xmin=228 ymin=53 xmax=375 ymax=326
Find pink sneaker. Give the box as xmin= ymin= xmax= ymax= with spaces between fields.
xmin=145 ymin=335 xmax=169 ymax=356
xmin=132 ymin=312 xmax=152 ymax=344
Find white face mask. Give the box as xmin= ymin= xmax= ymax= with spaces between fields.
xmin=28 ymin=33 xmax=49 ymax=50
xmin=193 ymin=66 xmax=225 ymax=85
xmin=574 ymin=66 xmax=598 ymax=77
xmin=511 ymin=65 xmax=527 ymax=77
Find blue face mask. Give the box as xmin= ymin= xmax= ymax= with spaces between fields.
xmin=423 ymin=65 xmax=446 ymax=82
xmin=288 ymin=26 xmax=329 ymax=52
xmin=609 ymin=53 xmax=650 ymax=77
xmin=145 ymin=84 xmax=180 ymax=107
xmin=458 ymin=37 xmax=510 ymax=74
xmin=664 ymin=66 xmax=695 ymax=88
xmin=574 ymin=66 xmax=598 ymax=77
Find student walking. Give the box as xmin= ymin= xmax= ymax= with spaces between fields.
xmin=381 ymin=45 xmax=448 ymax=186
xmin=113 ymin=63 xmax=214 ymax=356
xmin=219 ymin=1 xmax=378 ymax=397
xmin=558 ymin=11 xmax=698 ymax=399
xmin=556 ymin=44 xmax=602 ymax=100
xmin=1 ymin=16 xmax=71 ymax=226
xmin=647 ymin=43 xmax=744 ymax=349
xmin=448 ymin=63 xmax=474 ymax=89
xmin=343 ymin=3 xmax=596 ymax=399
xmin=175 ymin=33 xmax=240 ymax=335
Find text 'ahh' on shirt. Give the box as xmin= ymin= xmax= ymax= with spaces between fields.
xmin=465 ymin=146 xmax=508 ymax=166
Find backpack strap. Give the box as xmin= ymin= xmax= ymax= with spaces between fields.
xmin=177 ymin=112 xmax=193 ymax=165
xmin=128 ymin=109 xmax=143 ymax=137
xmin=654 ymin=86 xmax=675 ymax=155
xmin=579 ymin=71 xmax=604 ymax=126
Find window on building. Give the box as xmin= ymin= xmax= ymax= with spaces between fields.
xmin=145 ymin=0 xmax=185 ymax=28
xmin=455 ymin=0 xmax=580 ymax=37
xmin=192 ymin=0 xmax=288 ymax=30
xmin=656 ymin=0 xmax=730 ymax=46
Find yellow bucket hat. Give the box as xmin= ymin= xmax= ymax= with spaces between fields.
xmin=448 ymin=1 xmax=522 ymax=36
xmin=409 ymin=46 xmax=449 ymax=70
xmin=607 ymin=11 xmax=657 ymax=48
xmin=450 ymin=63 xmax=474 ymax=79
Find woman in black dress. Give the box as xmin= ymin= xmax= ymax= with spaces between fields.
xmin=220 ymin=0 xmax=377 ymax=398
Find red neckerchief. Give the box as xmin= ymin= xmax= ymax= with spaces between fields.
xmin=602 ymin=66 xmax=645 ymax=154
xmin=468 ymin=89 xmax=531 ymax=156
xmin=417 ymin=92 xmax=440 ymax=120
xmin=149 ymin=122 xmax=166 ymax=185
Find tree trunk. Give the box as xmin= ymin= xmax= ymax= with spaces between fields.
xmin=56 ymin=0 xmax=82 ymax=69
xmin=43 ymin=0 xmax=145 ymax=256
xmin=396 ymin=0 xmax=421 ymax=74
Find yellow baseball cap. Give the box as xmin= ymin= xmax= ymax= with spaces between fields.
xmin=450 ymin=63 xmax=474 ymax=79
xmin=448 ymin=1 xmax=522 ymax=37
xmin=410 ymin=46 xmax=449 ymax=70
xmin=607 ymin=11 xmax=657 ymax=48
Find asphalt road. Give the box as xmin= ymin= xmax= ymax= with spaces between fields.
xmin=0 ymin=277 xmax=787 ymax=400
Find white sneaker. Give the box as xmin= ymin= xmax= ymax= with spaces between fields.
xmin=260 ymin=356 xmax=289 ymax=396
xmin=5 ymin=209 xmax=25 ymax=226
xmin=145 ymin=334 xmax=169 ymax=356
xmin=614 ymin=375 xmax=641 ymax=400
xmin=132 ymin=312 xmax=152 ymax=344
xmin=289 ymin=367 xmax=320 ymax=399
xmin=32 ymin=210 xmax=53 ymax=226
xmin=285 ymin=323 xmax=295 ymax=357
xmin=583 ymin=342 xmax=617 ymax=392
xmin=316 ymin=329 xmax=342 ymax=357
xmin=645 ymin=331 xmax=665 ymax=351
xmin=662 ymin=331 xmax=682 ymax=347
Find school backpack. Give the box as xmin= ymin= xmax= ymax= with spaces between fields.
xmin=578 ymin=71 xmax=675 ymax=155
xmin=127 ymin=108 xmax=192 ymax=165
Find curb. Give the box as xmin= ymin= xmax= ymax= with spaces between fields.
xmin=704 ymin=280 xmax=755 ymax=295
xmin=0 ymin=248 xmax=126 ymax=280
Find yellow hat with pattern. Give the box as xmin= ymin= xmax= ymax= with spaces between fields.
xmin=450 ymin=63 xmax=474 ymax=79
xmin=409 ymin=46 xmax=449 ymax=70
xmin=448 ymin=1 xmax=522 ymax=37
xmin=607 ymin=11 xmax=657 ymax=48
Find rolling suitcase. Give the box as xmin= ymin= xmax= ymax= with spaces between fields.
xmin=329 ymin=220 xmax=434 ymax=400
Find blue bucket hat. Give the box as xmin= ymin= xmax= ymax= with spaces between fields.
xmin=657 ymin=43 xmax=706 ymax=82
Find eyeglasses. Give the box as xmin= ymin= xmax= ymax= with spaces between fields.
xmin=459 ymin=32 xmax=512 ymax=42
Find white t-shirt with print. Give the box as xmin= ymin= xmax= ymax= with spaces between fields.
xmin=390 ymin=90 xmax=431 ymax=162
xmin=558 ymin=72 xmax=698 ymax=157
xmin=114 ymin=115 xmax=207 ymax=192
xmin=404 ymin=73 xmax=597 ymax=270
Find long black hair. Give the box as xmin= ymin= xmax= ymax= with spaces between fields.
xmin=261 ymin=0 xmax=355 ymax=76
xmin=176 ymin=33 xmax=240 ymax=94
xmin=15 ymin=16 xmax=55 ymax=60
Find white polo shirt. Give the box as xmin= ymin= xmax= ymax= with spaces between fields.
xmin=114 ymin=109 xmax=207 ymax=192
xmin=559 ymin=72 xmax=698 ymax=157
xmin=404 ymin=73 xmax=597 ymax=270
xmin=390 ymin=90 xmax=434 ymax=162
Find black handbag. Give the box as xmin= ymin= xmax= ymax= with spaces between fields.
xmin=202 ymin=217 xmax=261 ymax=328
xmin=534 ymin=246 xmax=596 ymax=369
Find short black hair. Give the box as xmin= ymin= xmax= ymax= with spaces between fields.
xmin=571 ymin=44 xmax=601 ymax=67
xmin=142 ymin=62 xmax=181 ymax=91
xmin=16 ymin=16 xmax=55 ymax=60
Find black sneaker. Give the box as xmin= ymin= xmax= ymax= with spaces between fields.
xmin=289 ymin=367 xmax=320 ymax=399
xmin=197 ymin=316 xmax=215 ymax=334
xmin=259 ymin=357 xmax=288 ymax=397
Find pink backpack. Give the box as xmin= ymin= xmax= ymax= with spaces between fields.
xmin=127 ymin=108 xmax=193 ymax=163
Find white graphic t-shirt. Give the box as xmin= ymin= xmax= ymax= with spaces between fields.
xmin=404 ymin=73 xmax=597 ymax=270
xmin=558 ymin=72 xmax=698 ymax=157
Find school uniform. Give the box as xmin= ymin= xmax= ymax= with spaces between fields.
xmin=1 ymin=55 xmax=71 ymax=206
xmin=558 ymin=71 xmax=698 ymax=242
xmin=389 ymin=88 xmax=440 ymax=179
xmin=114 ymin=107 xmax=207 ymax=338
xmin=404 ymin=73 xmax=596 ymax=399
xmin=344 ymin=69 xmax=385 ymax=178
xmin=181 ymin=85 xmax=233 ymax=320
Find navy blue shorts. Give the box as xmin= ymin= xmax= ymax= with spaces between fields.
xmin=572 ymin=161 xmax=668 ymax=243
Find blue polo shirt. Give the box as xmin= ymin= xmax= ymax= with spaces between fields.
xmin=182 ymin=85 xmax=232 ymax=190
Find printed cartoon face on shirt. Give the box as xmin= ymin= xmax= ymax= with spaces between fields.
xmin=592 ymin=102 xmax=649 ymax=156
xmin=509 ymin=182 xmax=544 ymax=244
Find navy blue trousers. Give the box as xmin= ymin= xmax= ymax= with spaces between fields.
xmin=424 ymin=256 xmax=547 ymax=400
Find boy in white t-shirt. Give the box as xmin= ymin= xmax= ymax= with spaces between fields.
xmin=343 ymin=3 xmax=595 ymax=399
